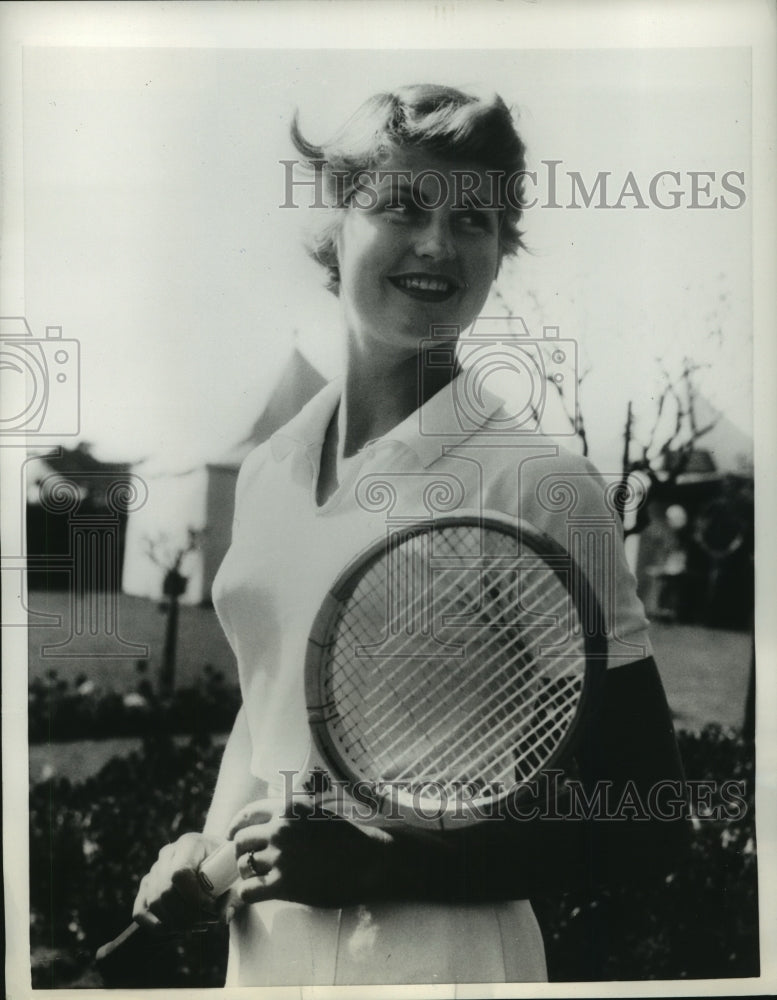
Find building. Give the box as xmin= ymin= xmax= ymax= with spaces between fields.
xmin=121 ymin=349 xmax=326 ymax=605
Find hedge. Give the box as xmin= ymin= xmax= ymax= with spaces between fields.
xmin=28 ymin=664 xmax=241 ymax=743
xmin=29 ymin=726 xmax=758 ymax=988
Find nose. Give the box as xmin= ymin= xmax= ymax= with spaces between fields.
xmin=413 ymin=211 xmax=456 ymax=261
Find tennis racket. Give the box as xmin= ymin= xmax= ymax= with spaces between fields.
xmin=301 ymin=510 xmax=606 ymax=827
xmin=97 ymin=510 xmax=605 ymax=975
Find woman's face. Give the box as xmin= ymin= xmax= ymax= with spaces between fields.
xmin=335 ymin=147 xmax=501 ymax=359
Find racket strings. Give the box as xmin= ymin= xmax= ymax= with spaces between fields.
xmin=387 ymin=665 xmax=584 ymax=789
xmin=321 ymin=525 xmax=589 ymax=798
xmin=348 ymin=543 xmax=573 ymax=723
xmin=328 ymin=553 xmax=578 ymax=783
xmin=369 ymin=593 xmax=574 ymax=778
xmin=408 ymin=653 xmax=584 ymax=785
xmin=485 ymin=675 xmax=583 ymax=783
xmin=371 ymin=571 xmax=573 ymax=724
xmin=327 ymin=535 xmax=543 ymax=732
xmin=340 ymin=588 xmax=571 ymax=775
xmin=348 ymin=560 xmax=574 ymax=749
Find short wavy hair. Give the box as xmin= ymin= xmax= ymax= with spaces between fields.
xmin=290 ymin=84 xmax=528 ymax=293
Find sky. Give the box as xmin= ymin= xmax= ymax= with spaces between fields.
xmin=17 ymin=44 xmax=752 ymax=476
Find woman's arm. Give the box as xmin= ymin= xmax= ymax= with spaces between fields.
xmin=380 ymin=655 xmax=690 ymax=902
xmin=204 ymin=705 xmax=267 ymax=840
xmin=230 ymin=657 xmax=690 ymax=907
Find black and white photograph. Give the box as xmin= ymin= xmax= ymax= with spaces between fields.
xmin=2 ymin=2 xmax=775 ymax=996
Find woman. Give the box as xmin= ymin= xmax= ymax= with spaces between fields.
xmin=133 ymin=85 xmax=687 ymax=985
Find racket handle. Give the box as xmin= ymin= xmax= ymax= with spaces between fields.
xmin=194 ymin=839 xmax=240 ymax=896
xmin=95 ymin=919 xmax=142 ymax=963
xmin=95 ymin=841 xmax=239 ymax=977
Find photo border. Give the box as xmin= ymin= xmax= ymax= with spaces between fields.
xmin=2 ymin=2 xmax=775 ymax=998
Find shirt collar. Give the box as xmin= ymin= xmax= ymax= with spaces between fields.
xmin=269 ymin=378 xmax=341 ymax=462
xmin=374 ymin=373 xmax=506 ymax=467
xmin=269 ymin=371 xmax=507 ymax=468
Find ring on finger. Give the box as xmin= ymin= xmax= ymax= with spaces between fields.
xmin=247 ymin=851 xmax=266 ymax=882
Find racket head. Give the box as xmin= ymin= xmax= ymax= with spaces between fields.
xmin=305 ymin=511 xmax=607 ymax=829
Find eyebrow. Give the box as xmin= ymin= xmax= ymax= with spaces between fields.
xmin=370 ymin=170 xmax=502 ymax=215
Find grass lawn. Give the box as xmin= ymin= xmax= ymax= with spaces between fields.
xmin=26 ymin=590 xmax=753 ymax=733
xmin=650 ymin=622 xmax=751 ymax=732
xmin=27 ymin=590 xmax=234 ymax=692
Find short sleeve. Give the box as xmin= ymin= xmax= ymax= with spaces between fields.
xmin=488 ymin=448 xmax=653 ymax=669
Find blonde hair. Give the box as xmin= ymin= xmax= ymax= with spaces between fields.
xmin=291 ymin=84 xmax=528 ymax=293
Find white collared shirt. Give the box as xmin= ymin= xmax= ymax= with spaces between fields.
xmin=212 ymin=372 xmax=651 ymax=987
xmin=214 ymin=373 xmax=651 ymax=784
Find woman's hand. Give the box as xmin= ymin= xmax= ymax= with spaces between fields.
xmin=132 ymin=831 xmax=238 ymax=932
xmin=228 ymin=798 xmax=394 ymax=908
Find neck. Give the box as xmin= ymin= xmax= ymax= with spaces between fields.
xmin=339 ymin=339 xmax=458 ymax=458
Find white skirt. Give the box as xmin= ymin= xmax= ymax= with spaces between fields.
xmin=225 ymin=897 xmax=547 ymax=986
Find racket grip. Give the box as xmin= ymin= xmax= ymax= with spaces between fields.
xmin=95 ymin=841 xmax=239 ymax=977
xmin=195 ymin=839 xmax=240 ymax=896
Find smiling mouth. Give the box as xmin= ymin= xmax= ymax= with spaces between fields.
xmin=388 ymin=275 xmax=461 ymax=303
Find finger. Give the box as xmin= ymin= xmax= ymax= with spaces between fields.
xmin=132 ymin=876 xmax=157 ymax=917
xmin=282 ymin=799 xmax=316 ymax=820
xmin=227 ymin=800 xmax=278 ymax=839
xmin=237 ymin=850 xmax=270 ymax=880
xmin=171 ymin=867 xmax=216 ymax=911
xmin=167 ymin=833 xmax=212 ymax=870
xmin=232 ymin=827 xmax=270 ymax=858
xmin=149 ymin=882 xmax=200 ymax=928
xmin=134 ymin=864 xmax=185 ymax=925
xmin=132 ymin=882 xmax=163 ymax=930
xmin=236 ymin=844 xmax=281 ymax=880
xmin=133 ymin=907 xmax=163 ymax=933
xmin=142 ymin=856 xmax=200 ymax=908
xmin=238 ymin=866 xmax=283 ymax=904
xmin=216 ymin=885 xmax=244 ymax=925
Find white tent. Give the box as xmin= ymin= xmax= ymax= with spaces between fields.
xmin=678 ymin=394 xmax=753 ymax=478
xmin=122 ymin=349 xmax=326 ymax=604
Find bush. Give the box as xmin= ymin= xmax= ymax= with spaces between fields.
xmin=532 ymin=725 xmax=758 ymax=980
xmin=30 ymin=734 xmax=228 ymax=988
xmin=28 ymin=664 xmax=241 ymax=743
xmin=29 ymin=727 xmax=758 ymax=987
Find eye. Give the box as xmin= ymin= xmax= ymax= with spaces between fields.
xmin=455 ymin=209 xmax=495 ymax=231
xmin=380 ymin=196 xmax=417 ymax=218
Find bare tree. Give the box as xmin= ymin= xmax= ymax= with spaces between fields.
xmin=614 ymin=358 xmax=719 ymax=534
xmin=545 ymin=361 xmax=591 ymax=457
xmin=143 ymin=528 xmax=205 ymax=696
